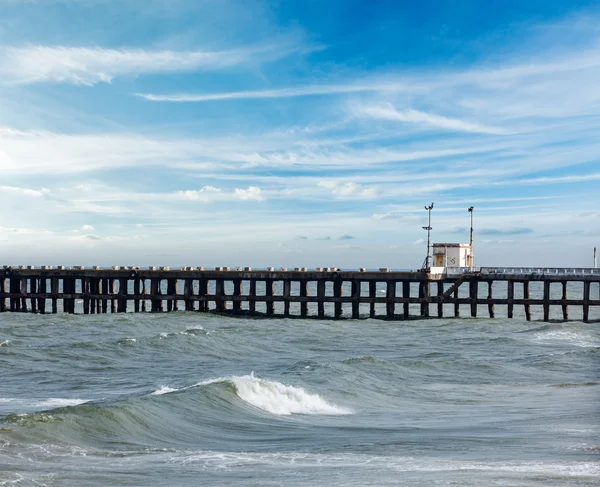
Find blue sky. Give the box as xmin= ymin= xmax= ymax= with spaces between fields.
xmin=1 ymin=0 xmax=599 ymax=268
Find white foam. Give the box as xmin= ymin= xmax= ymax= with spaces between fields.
xmin=533 ymin=330 xmax=600 ymax=348
xmin=37 ymin=398 xmax=88 ymax=408
xmin=173 ymin=451 xmax=600 ymax=476
xmin=0 ymin=397 xmax=88 ymax=408
xmin=0 ymin=340 xmax=11 ymax=347
xmin=151 ymin=385 xmax=179 ymax=396
xmin=198 ymin=373 xmax=352 ymax=416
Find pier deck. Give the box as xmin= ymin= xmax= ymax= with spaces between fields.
xmin=1 ymin=266 xmax=599 ymax=321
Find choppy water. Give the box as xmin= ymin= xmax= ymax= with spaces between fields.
xmin=1 ymin=312 xmax=599 ymax=486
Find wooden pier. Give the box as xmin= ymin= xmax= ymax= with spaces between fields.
xmin=1 ymin=266 xmax=599 ymax=322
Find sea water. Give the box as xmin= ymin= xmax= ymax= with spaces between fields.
xmin=1 ymin=311 xmax=598 ymax=486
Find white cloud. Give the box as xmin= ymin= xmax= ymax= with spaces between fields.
xmin=81 ymin=224 xmax=94 ymax=231
xmin=356 ymin=104 xmax=507 ymax=135
xmin=372 ymin=212 xmax=421 ymax=221
xmin=234 ymin=186 xmax=264 ymax=201
xmin=482 ymin=239 xmax=516 ymax=244
xmin=199 ymin=185 xmax=221 ymax=193
xmin=413 ymin=239 xmax=425 ymax=245
xmin=137 ymin=82 xmax=398 ymax=102
xmin=0 ymin=185 xmax=50 ymax=197
xmin=0 ymin=226 xmax=30 ymax=233
xmin=0 ymin=41 xmax=318 ymax=85
xmin=175 ymin=190 xmax=211 ymax=201
xmin=319 ymin=181 xmax=377 ymax=199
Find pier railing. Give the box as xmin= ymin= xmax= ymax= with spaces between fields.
xmin=480 ymin=267 xmax=600 ymax=277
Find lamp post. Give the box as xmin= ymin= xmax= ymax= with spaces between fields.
xmin=468 ymin=206 xmax=474 ymax=269
xmin=423 ymin=202 xmax=434 ymax=270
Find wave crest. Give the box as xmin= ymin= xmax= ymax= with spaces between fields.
xmin=199 ymin=374 xmax=352 ymax=416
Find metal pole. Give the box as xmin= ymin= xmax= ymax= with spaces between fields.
xmin=423 ymin=203 xmax=434 ymax=271
xmin=427 ymin=209 xmax=431 ymax=269
xmin=468 ymin=206 xmax=474 ymax=269
xmin=595 ymin=247 xmax=597 ymax=269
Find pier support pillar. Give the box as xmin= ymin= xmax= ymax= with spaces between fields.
xmin=561 ymin=281 xmax=568 ymax=320
xmin=134 ymin=278 xmax=141 ymax=312
xmin=469 ymin=280 xmax=477 ymax=318
xmin=166 ymin=279 xmax=176 ymax=312
xmin=51 ymin=277 xmax=58 ymax=314
xmin=28 ymin=277 xmax=37 ymax=313
xmin=215 ymin=279 xmax=225 ymax=312
xmin=583 ymin=281 xmax=590 ymax=323
xmin=30 ymin=277 xmax=37 ymax=313
xmin=83 ymin=278 xmax=90 ymax=314
xmin=89 ymin=278 xmax=96 ymax=314
xmin=21 ymin=277 xmax=28 ymax=312
xmin=351 ymin=280 xmax=360 ymax=319
xmin=283 ymin=280 xmax=291 ymax=316
xmin=109 ymin=279 xmax=117 ymax=313
xmin=141 ymin=279 xmax=147 ymax=312
xmin=118 ymin=277 xmax=128 ymax=313
xmin=10 ymin=276 xmax=20 ymax=312
xmin=150 ymin=278 xmax=160 ymax=312
xmin=419 ymin=281 xmax=430 ymax=317
xmin=62 ymin=278 xmax=69 ymax=314
xmin=248 ymin=280 xmax=256 ymax=314
xmin=403 ymin=281 xmax=410 ymax=319
xmin=454 ymin=286 xmax=460 ymax=318
xmin=198 ymin=279 xmax=208 ymax=312
xmin=300 ymin=280 xmax=308 ymax=317
xmin=507 ymin=281 xmax=514 ymax=319
xmin=386 ymin=280 xmax=395 ymax=319
xmin=182 ymin=278 xmax=192 ymax=311
xmin=101 ymin=278 xmax=108 ymax=314
xmin=543 ymin=281 xmax=550 ymax=322
xmin=369 ymin=281 xmax=376 ymax=318
xmin=317 ymin=280 xmax=325 ymax=318
xmin=265 ymin=279 xmax=274 ymax=315
xmin=0 ymin=277 xmax=5 ymax=313
xmin=39 ymin=277 xmax=46 ymax=314
xmin=523 ymin=281 xmax=531 ymax=321
xmin=334 ymin=279 xmax=343 ymax=318
xmin=234 ymin=279 xmax=243 ymax=314
xmin=437 ymin=282 xmax=444 ymax=318
xmin=68 ymin=277 xmax=77 ymax=314
xmin=487 ymin=281 xmax=494 ymax=318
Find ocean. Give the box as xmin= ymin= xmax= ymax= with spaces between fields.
xmin=1 ymin=309 xmax=599 ymax=486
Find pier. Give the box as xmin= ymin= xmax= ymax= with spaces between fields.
xmin=1 ymin=266 xmax=599 ymax=322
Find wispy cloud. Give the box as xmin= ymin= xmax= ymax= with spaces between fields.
xmin=371 ymin=212 xmax=422 ymax=221
xmin=0 ymin=185 xmax=50 ymax=197
xmin=0 ymin=41 xmax=318 ymax=85
xmin=479 ymin=227 xmax=534 ymax=236
xmin=136 ymin=82 xmax=397 ymax=102
xmin=318 ymin=181 xmax=378 ymax=199
xmin=355 ymin=104 xmax=508 ymax=135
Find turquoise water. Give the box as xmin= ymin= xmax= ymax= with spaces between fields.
xmin=1 ymin=312 xmax=599 ymax=486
